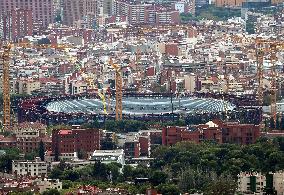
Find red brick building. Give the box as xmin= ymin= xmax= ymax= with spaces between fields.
xmin=213 ymin=120 xmax=260 ymax=145
xmin=1 ymin=9 xmax=33 ymax=41
xmin=52 ymin=128 xmax=101 ymax=157
xmin=165 ymin=43 xmax=179 ymax=56
xmin=0 ymin=135 xmax=17 ymax=150
xmin=162 ymin=120 xmax=260 ymax=146
xmin=138 ymin=136 xmax=149 ymax=157
xmin=162 ymin=123 xmax=222 ymax=146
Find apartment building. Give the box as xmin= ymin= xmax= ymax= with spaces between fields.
xmin=52 ymin=128 xmax=101 ymax=159
xmin=215 ymin=0 xmax=244 ymax=7
xmin=12 ymin=157 xmax=48 ymax=176
xmin=0 ymin=0 xmax=55 ymax=28
xmin=14 ymin=79 xmax=41 ymax=95
xmin=238 ymin=172 xmax=266 ymax=194
xmin=162 ymin=121 xmax=222 ymax=146
xmin=62 ymin=0 xmax=98 ymax=26
xmin=156 ymin=9 xmax=180 ymax=24
xmin=0 ymin=9 xmax=33 ymax=41
xmin=16 ymin=129 xmax=51 ymax=154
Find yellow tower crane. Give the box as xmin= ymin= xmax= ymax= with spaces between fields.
xmin=0 ymin=42 xmax=73 ymax=131
xmin=256 ymin=38 xmax=265 ymax=106
xmin=109 ymin=58 xmax=122 ymax=121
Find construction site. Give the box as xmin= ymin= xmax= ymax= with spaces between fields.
xmin=0 ymin=22 xmax=283 ymax=129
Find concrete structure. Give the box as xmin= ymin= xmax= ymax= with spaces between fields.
xmin=12 ymin=157 xmax=48 ymax=176
xmin=89 ymin=149 xmax=125 ymax=165
xmin=0 ymin=0 xmax=55 ymax=28
xmin=0 ymin=135 xmax=17 ymax=150
xmin=156 ymin=10 xmax=180 ymax=24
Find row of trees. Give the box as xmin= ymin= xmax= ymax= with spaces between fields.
xmin=48 ymin=137 xmax=284 ymax=194
xmin=265 ymin=115 xmax=284 ymax=130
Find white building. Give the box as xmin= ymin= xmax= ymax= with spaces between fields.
xmin=184 ymin=73 xmax=196 ymax=93
xmin=36 ymin=178 xmax=62 ymax=193
xmin=272 ymin=171 xmax=284 ymax=195
xmin=175 ymin=2 xmax=186 ymax=13
xmin=89 ymin=149 xmax=125 ymax=165
xmin=12 ymin=157 xmax=48 ymax=177
xmin=263 ymin=101 xmax=284 ymax=113
xmin=238 ymin=172 xmax=266 ymax=195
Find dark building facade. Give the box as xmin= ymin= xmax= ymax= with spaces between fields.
xmin=0 ymin=9 xmax=33 ymax=41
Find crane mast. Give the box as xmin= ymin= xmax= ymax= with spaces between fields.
xmin=2 ymin=44 xmax=11 ymax=131
xmin=256 ymin=38 xmax=284 ymax=128
xmin=256 ymin=40 xmax=264 ymax=106
xmin=270 ymin=43 xmax=277 ymax=126
xmin=109 ymin=58 xmax=122 ymax=121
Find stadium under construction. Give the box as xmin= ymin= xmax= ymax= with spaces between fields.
xmin=17 ymin=93 xmax=262 ymax=125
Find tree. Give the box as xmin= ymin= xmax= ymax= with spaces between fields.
xmin=204 ymin=176 xmax=236 ymax=195
xmin=270 ymin=117 xmax=276 ymax=129
xmin=149 ymin=170 xmax=168 ymax=186
xmin=276 ymin=114 xmax=280 ymax=130
xmin=24 ymin=150 xmax=38 ymax=160
xmin=157 ymin=183 xmax=180 ymax=195
xmin=54 ymin=146 xmax=59 ymax=162
xmin=39 ymin=140 xmax=45 ymax=161
xmin=0 ymin=148 xmax=20 ymax=173
xmin=62 ymin=169 xmax=80 ymax=181
xmin=77 ymin=148 xmax=87 ymax=159
xmin=280 ymin=116 xmax=284 ymax=130
xmin=42 ymin=189 xmax=60 ymax=195
xmin=91 ymin=162 xmax=108 ymax=181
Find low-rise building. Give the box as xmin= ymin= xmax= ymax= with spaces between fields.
xmin=215 ymin=120 xmax=260 ymax=145
xmin=238 ymin=171 xmax=284 ymax=195
xmin=238 ymin=172 xmax=266 ymax=194
xmin=124 ymin=134 xmax=140 ymax=158
xmin=162 ymin=121 xmax=222 ymax=146
xmin=12 ymin=157 xmax=48 ymax=177
xmin=36 ymin=178 xmax=62 ymax=193
xmin=52 ymin=127 xmax=101 ymax=159
xmin=89 ymin=149 xmax=125 ymax=165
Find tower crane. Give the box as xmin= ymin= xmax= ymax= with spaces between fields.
xmin=1 ymin=44 xmax=11 ymax=131
xmin=255 ymin=38 xmax=284 ymax=127
xmin=0 ymin=42 xmax=73 ymax=131
xmin=109 ymin=58 xmax=122 ymax=121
